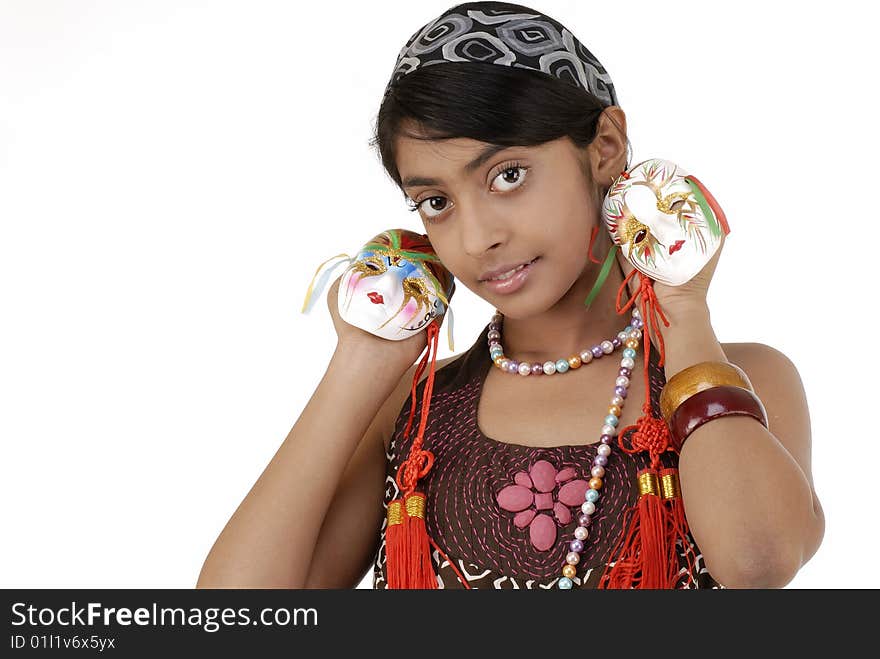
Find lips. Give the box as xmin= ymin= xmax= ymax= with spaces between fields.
xmin=669 ymin=239 xmax=685 ymax=255
xmin=367 ymin=292 xmax=384 ymax=304
xmin=481 ymin=257 xmax=538 ymax=295
xmin=480 ymin=257 xmax=539 ymax=282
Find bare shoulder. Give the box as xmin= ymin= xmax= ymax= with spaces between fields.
xmin=378 ymin=353 xmax=463 ymax=454
xmin=720 ymin=342 xmax=817 ymax=492
xmin=720 ymin=341 xmax=805 ymax=405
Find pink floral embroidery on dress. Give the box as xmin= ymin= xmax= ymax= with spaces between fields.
xmin=495 ymin=459 xmax=590 ymax=551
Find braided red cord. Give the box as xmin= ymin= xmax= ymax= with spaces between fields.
xmin=396 ymin=319 xmax=441 ymax=495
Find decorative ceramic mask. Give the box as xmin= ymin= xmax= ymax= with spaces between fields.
xmin=301 ymin=228 xmax=456 ymax=348
xmin=602 ymin=158 xmax=730 ymax=286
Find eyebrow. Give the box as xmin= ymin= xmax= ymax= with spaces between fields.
xmin=402 ymin=144 xmax=512 ymax=189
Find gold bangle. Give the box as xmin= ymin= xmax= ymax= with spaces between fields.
xmin=659 ymin=360 xmax=754 ymax=422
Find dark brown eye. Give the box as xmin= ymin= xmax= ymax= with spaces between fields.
xmin=502 ymin=168 xmax=520 ymax=183
xmin=634 ymin=229 xmax=647 ymax=244
xmin=365 ymin=261 xmax=380 ymax=270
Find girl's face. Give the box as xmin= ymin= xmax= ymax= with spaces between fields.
xmin=395 ymin=128 xmax=599 ymax=318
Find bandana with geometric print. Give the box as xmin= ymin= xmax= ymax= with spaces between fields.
xmin=383 ymin=1 xmax=619 ymax=107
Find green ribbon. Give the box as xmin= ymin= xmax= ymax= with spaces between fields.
xmin=583 ymin=244 xmax=619 ymax=309
xmin=685 ymin=177 xmax=721 ymax=239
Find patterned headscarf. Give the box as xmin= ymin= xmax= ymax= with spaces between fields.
xmin=382 ymin=1 xmax=619 ymax=107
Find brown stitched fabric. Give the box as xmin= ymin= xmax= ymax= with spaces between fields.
xmin=372 ymin=322 xmax=723 ymax=589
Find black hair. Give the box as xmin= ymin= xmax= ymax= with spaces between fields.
xmin=369 ymin=60 xmax=632 ymax=199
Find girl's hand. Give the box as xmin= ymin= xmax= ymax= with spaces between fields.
xmin=615 ymin=230 xmax=726 ymax=318
xmin=326 ymin=274 xmax=434 ymax=374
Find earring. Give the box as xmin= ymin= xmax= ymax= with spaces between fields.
xmin=587 ymin=225 xmax=603 ymax=265
xmin=588 ymin=175 xmax=616 ymax=264
xmin=583 ymin=175 xmax=623 ymax=308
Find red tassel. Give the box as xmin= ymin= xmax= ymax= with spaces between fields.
xmin=385 ymin=320 xmax=442 ymax=589
xmin=635 ymin=468 xmax=668 ymax=588
xmin=660 ymin=466 xmax=699 ymax=588
xmin=599 ymin=467 xmax=668 ymax=588
xmin=385 ymin=498 xmax=406 ymax=588
xmin=386 ymin=492 xmax=436 ymax=589
xmin=597 ymin=270 xmax=699 ymax=589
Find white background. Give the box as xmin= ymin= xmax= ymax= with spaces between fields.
xmin=1 ymin=0 xmax=874 ymax=589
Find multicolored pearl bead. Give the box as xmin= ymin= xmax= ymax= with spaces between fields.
xmin=486 ymin=308 xmax=639 ymax=379
xmin=554 ymin=309 xmax=642 ymax=588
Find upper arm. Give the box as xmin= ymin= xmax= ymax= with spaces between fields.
xmin=302 ymin=362 xmax=421 ymax=589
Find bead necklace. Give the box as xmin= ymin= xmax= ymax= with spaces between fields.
xmin=485 ymin=307 xmax=645 ymax=589
xmin=486 ymin=310 xmax=640 ymax=376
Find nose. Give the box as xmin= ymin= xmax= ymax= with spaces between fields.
xmin=646 ymin=216 xmax=678 ymax=256
xmin=458 ymin=197 xmax=508 ymax=258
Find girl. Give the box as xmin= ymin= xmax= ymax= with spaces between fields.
xmin=196 ymin=1 xmax=824 ymax=589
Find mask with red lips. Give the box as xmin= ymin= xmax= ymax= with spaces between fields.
xmin=602 ymin=158 xmax=730 ymax=286
xmin=301 ymin=229 xmax=456 ymax=347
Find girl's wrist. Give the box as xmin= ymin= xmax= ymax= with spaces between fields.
xmin=332 ymin=339 xmax=416 ymax=383
xmin=660 ymin=299 xmax=711 ymax=324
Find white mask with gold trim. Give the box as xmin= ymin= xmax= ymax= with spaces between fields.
xmin=300 ymin=229 xmax=456 ymax=349
xmin=602 ymin=158 xmax=730 ymax=286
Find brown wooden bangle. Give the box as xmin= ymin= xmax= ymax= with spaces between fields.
xmin=668 ymin=385 xmax=769 ymax=452
xmin=659 ymin=360 xmax=754 ymax=422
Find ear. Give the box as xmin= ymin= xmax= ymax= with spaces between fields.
xmin=589 ymin=106 xmax=629 ymax=186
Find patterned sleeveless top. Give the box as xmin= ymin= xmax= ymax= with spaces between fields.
xmin=371 ymin=322 xmax=723 ymax=589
